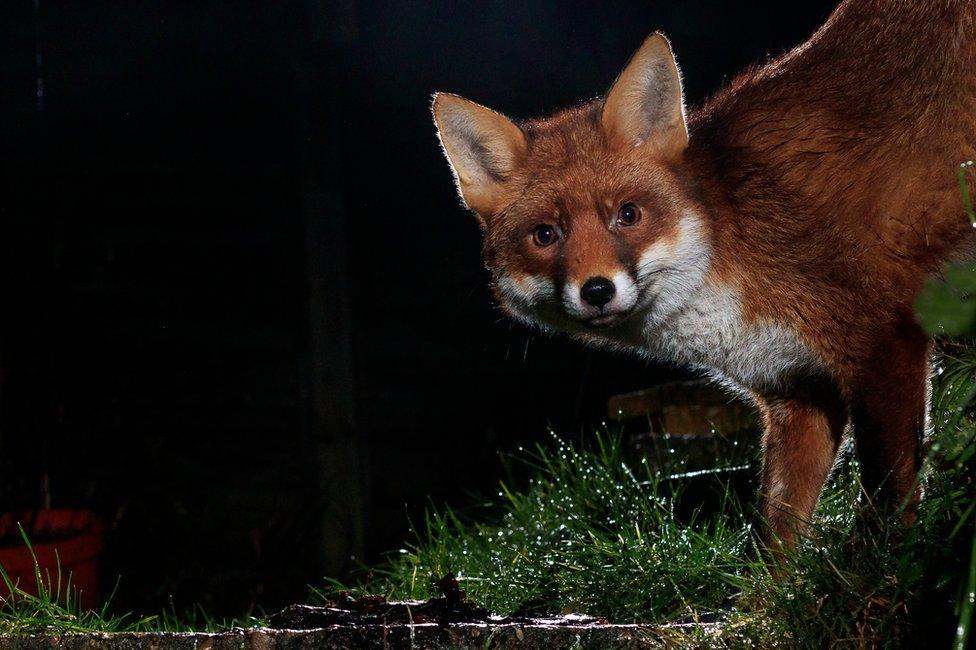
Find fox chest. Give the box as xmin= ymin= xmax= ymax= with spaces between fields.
xmin=640 ymin=286 xmax=821 ymax=393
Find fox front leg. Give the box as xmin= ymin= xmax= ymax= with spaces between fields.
xmin=755 ymin=390 xmax=846 ymax=551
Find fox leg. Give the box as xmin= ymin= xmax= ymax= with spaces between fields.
xmin=850 ymin=321 xmax=931 ymax=524
xmin=756 ymin=390 xmax=846 ymax=550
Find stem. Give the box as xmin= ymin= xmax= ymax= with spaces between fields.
xmin=957 ymin=162 xmax=975 ymax=225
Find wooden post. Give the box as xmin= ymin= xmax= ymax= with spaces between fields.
xmin=295 ymin=0 xmax=366 ymax=579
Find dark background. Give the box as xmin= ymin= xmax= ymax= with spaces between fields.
xmin=0 ymin=0 xmax=835 ymax=617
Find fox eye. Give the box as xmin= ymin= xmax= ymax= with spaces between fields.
xmin=532 ymin=224 xmax=559 ymax=247
xmin=616 ymin=203 xmax=641 ymax=226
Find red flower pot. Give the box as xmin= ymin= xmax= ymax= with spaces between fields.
xmin=0 ymin=510 xmax=105 ymax=611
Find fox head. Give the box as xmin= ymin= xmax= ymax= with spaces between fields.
xmin=432 ymin=34 xmax=710 ymax=342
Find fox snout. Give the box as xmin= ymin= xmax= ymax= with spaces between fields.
xmin=495 ymin=269 xmax=637 ymax=330
xmin=561 ymin=272 xmax=640 ymax=326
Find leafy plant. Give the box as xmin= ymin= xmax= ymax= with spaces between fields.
xmin=916 ymin=162 xmax=976 ymax=337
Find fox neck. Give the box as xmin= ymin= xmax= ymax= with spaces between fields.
xmin=601 ymin=171 xmax=822 ymax=394
xmin=637 ymin=279 xmax=821 ymax=394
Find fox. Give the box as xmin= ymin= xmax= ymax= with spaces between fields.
xmin=431 ymin=0 xmax=976 ymax=549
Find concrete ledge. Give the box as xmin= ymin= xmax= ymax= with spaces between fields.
xmin=0 ymin=621 xmax=716 ymax=649
xmin=0 ymin=584 xmax=726 ymax=648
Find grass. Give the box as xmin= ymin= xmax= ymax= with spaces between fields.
xmin=0 ymin=525 xmax=265 ymax=635
xmin=2 ymin=352 xmax=973 ymax=646
xmin=3 ymin=356 xmax=973 ymax=649
xmin=0 ymin=527 xmax=153 ymax=635
xmin=335 ymin=344 xmax=976 ymax=648
xmin=343 ymin=433 xmax=752 ymax=623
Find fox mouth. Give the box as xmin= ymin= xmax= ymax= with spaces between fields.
xmin=580 ymin=308 xmax=637 ymax=329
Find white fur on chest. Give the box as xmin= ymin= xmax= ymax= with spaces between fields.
xmin=641 ymin=283 xmax=820 ymax=393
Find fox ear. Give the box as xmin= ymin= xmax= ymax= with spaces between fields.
xmin=432 ymin=93 xmax=527 ymax=216
xmin=602 ymin=33 xmax=687 ymax=159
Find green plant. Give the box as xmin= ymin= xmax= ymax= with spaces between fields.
xmin=342 ymin=431 xmax=750 ymax=623
xmin=916 ymin=162 xmax=976 ymax=338
xmin=0 ymin=525 xmax=265 ymax=635
xmin=343 ymin=346 xmax=976 ymax=647
xmin=0 ymin=524 xmax=154 ymax=635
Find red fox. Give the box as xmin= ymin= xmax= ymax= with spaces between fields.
xmin=432 ymin=0 xmax=976 ymax=548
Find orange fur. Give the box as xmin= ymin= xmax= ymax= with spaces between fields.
xmin=433 ymin=1 xmax=976 ymax=548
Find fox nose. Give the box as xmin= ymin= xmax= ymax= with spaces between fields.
xmin=580 ymin=277 xmax=615 ymax=308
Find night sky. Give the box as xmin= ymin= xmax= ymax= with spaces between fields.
xmin=1 ymin=0 xmax=836 ymax=615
